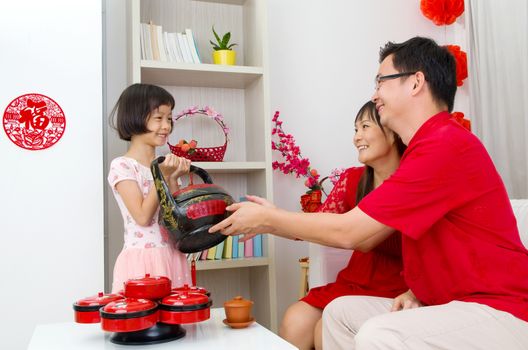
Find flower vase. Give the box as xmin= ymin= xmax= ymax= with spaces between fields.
xmin=300 ymin=190 xmax=322 ymax=213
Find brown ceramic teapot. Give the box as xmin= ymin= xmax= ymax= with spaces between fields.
xmin=151 ymin=156 xmax=233 ymax=253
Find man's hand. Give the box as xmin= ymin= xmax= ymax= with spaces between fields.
xmin=245 ymin=195 xmax=276 ymax=209
xmin=209 ymin=196 xmax=276 ymax=241
xmin=391 ymin=289 xmax=423 ymax=312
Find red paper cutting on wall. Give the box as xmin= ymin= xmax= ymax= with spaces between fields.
xmin=3 ymin=93 xmax=66 ymax=150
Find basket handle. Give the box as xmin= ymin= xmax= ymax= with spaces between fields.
xmin=174 ymin=110 xmax=229 ymax=144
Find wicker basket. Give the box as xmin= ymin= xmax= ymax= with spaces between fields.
xmin=168 ymin=107 xmax=229 ymax=162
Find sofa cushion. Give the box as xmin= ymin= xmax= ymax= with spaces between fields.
xmin=510 ymin=199 xmax=528 ymax=248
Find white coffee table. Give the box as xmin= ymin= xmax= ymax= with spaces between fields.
xmin=28 ymin=308 xmax=297 ymax=349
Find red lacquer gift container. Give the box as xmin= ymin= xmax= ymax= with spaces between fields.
xmin=100 ymin=298 xmax=159 ymax=333
xmin=124 ymin=274 xmax=171 ymax=300
xmin=73 ymin=292 xmax=124 ymax=323
xmin=159 ymin=291 xmax=212 ymax=324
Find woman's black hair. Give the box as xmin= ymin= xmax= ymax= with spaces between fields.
xmin=110 ymin=83 xmax=175 ymax=141
xmin=354 ymin=101 xmax=406 ymax=205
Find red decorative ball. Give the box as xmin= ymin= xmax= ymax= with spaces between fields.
xmin=451 ymin=112 xmax=471 ymax=131
xmin=446 ymin=45 xmax=468 ymax=87
xmin=420 ymin=0 xmax=465 ymax=25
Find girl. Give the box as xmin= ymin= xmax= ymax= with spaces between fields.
xmin=108 ymin=83 xmax=191 ymax=293
xmin=279 ymin=101 xmax=408 ymax=350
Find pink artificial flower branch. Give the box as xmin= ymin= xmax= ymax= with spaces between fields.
xmin=271 ymin=111 xmax=345 ymax=193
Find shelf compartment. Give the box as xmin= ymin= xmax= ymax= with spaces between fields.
xmin=192 ymin=161 xmax=266 ymax=173
xmin=195 ymin=257 xmax=269 ymax=271
xmin=140 ymin=61 xmax=263 ymax=88
xmin=192 ymin=0 xmax=247 ymax=5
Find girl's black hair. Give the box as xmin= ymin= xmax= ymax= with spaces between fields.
xmin=354 ymin=101 xmax=406 ymax=205
xmin=110 ymin=83 xmax=175 ymax=141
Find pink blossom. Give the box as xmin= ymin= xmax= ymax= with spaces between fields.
xmin=271 ymin=110 xmax=344 ymax=194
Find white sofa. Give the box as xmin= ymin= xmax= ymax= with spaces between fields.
xmin=309 ymin=199 xmax=528 ymax=288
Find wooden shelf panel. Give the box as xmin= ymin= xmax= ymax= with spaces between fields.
xmin=192 ymin=0 xmax=246 ymax=5
xmin=195 ymin=257 xmax=270 ymax=271
xmin=192 ymin=161 xmax=266 ymax=173
xmin=140 ymin=61 xmax=263 ymax=88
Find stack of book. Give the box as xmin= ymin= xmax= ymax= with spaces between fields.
xmin=140 ymin=22 xmax=201 ymax=63
xmin=187 ymin=234 xmax=263 ymax=262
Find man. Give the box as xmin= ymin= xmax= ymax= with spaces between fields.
xmin=210 ymin=37 xmax=528 ymax=349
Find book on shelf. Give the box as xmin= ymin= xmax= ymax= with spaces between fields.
xmin=176 ymin=32 xmax=193 ymax=63
xmin=167 ymin=32 xmax=184 ymax=63
xmin=163 ymin=32 xmax=175 ymax=62
xmin=141 ymin=22 xmax=201 ymax=64
xmin=206 ymin=245 xmax=217 ymax=260
xmin=141 ymin=23 xmax=153 ymax=60
xmin=253 ymin=234 xmax=262 ymax=257
xmin=184 ymin=28 xmax=201 ymax=63
xmin=214 ymin=240 xmax=225 ymax=260
xmin=155 ymin=25 xmax=167 ymax=61
xmin=223 ymin=236 xmax=233 ymax=259
xmin=149 ymin=22 xmax=160 ymax=60
xmin=232 ymin=235 xmax=239 ymax=258
xmin=237 ymin=239 xmax=244 ymax=258
xmin=244 ymin=236 xmax=254 ymax=257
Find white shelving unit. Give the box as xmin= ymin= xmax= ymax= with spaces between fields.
xmin=126 ymin=0 xmax=277 ymax=330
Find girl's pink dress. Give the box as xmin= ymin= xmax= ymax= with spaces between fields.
xmin=108 ymin=156 xmax=191 ymax=293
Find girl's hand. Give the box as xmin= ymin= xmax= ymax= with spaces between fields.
xmin=169 ymin=156 xmax=191 ymax=181
xmin=159 ymin=154 xmax=189 ymax=180
xmin=391 ymin=289 xmax=423 ymax=312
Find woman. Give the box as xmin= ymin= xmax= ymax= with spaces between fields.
xmin=279 ymin=101 xmax=408 ymax=350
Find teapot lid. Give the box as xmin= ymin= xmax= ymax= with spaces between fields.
xmin=74 ymin=292 xmax=124 ymax=307
xmin=101 ymin=298 xmax=157 ymax=317
xmin=125 ymin=274 xmax=171 ymax=288
xmin=173 ymin=184 xmax=231 ymax=204
xmin=224 ymin=296 xmax=253 ymax=308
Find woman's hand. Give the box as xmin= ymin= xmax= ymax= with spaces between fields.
xmin=391 ymin=289 xmax=423 ymax=312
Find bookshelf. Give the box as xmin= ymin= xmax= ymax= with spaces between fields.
xmin=126 ymin=0 xmax=277 ymax=331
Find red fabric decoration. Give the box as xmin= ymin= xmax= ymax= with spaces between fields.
xmin=446 ymin=45 xmax=468 ymax=87
xmin=300 ymin=190 xmax=322 ymax=213
xmin=420 ymin=0 xmax=464 ymax=25
xmin=452 ymin=112 xmax=471 ymax=131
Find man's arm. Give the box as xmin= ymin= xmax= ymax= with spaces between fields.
xmin=209 ymin=201 xmax=394 ymax=250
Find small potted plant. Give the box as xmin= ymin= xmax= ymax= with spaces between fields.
xmin=210 ymin=26 xmax=237 ymax=65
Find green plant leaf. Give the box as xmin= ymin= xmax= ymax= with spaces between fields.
xmin=209 ymin=40 xmax=221 ymax=50
xmin=227 ymin=43 xmax=237 ymax=49
xmin=212 ymin=26 xmax=222 ymax=46
xmin=221 ymin=32 xmax=231 ymax=49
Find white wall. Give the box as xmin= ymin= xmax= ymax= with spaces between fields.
xmin=267 ymin=0 xmax=468 ymax=324
xmin=0 ymin=1 xmax=103 ymax=349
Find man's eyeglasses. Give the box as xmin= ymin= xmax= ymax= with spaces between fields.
xmin=375 ymin=72 xmax=416 ymax=90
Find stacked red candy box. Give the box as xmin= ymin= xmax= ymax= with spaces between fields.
xmin=73 ymin=274 xmax=212 ymax=345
